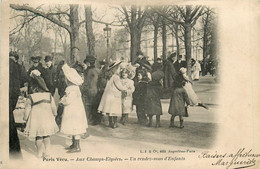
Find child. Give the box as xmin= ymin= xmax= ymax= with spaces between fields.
xmin=98 ymin=61 xmax=128 ymax=128
xmin=120 ymin=68 xmax=135 ymax=125
xmin=23 ymin=70 xmax=58 ymax=158
xmin=145 ymin=70 xmax=164 ymax=128
xmin=180 ymin=68 xmax=208 ymax=109
xmin=60 ymin=64 xmax=88 ymax=153
xmin=133 ymin=69 xmax=149 ymax=125
xmin=168 ymin=74 xmax=190 ymax=128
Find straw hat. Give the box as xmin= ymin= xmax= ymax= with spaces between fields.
xmin=62 ymin=64 xmax=83 ymax=85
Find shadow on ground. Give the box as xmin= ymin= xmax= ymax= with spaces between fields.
xmin=87 ymin=117 xmax=218 ymax=149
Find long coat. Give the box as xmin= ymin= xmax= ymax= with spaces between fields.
xmin=60 ymin=85 xmax=88 ymax=135
xmin=98 ymin=74 xmax=127 ymax=116
xmin=42 ymin=65 xmax=56 ymax=96
xmin=9 ymin=58 xmax=25 ymax=159
xmin=145 ymin=80 xmax=163 ymax=116
xmin=164 ymin=59 xmax=177 ymax=89
xmin=81 ymin=66 xmax=100 ymax=106
xmin=168 ymin=87 xmax=190 ymax=117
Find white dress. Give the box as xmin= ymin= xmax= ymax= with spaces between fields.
xmin=98 ymin=74 xmax=128 ymax=116
xmin=182 ymin=74 xmax=201 ymax=105
xmin=60 ymin=85 xmax=88 ymax=135
xmin=24 ymin=92 xmax=59 ymax=138
xmin=191 ymin=61 xmax=201 ymax=80
xmin=121 ymin=78 xmax=135 ymax=114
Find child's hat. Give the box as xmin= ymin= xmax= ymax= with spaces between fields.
xmin=151 ymin=70 xmax=164 ymax=81
xmin=62 ymin=64 xmax=83 ymax=85
xmin=30 ymin=70 xmax=49 ymax=92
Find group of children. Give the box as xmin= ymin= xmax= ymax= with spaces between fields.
xmin=22 ymin=60 xmax=207 ymax=158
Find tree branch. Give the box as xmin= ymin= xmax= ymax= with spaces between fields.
xmin=10 ymin=15 xmax=38 ymax=36
xmin=10 ymin=4 xmax=71 ymax=33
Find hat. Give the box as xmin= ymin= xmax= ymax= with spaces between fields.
xmin=30 ymin=70 xmax=49 ymax=92
xmin=31 ymin=56 xmax=41 ymax=63
xmin=44 ymin=55 xmax=53 ymax=62
xmin=151 ymin=70 xmax=164 ymax=81
xmin=108 ymin=61 xmax=122 ymax=71
xmin=142 ymin=63 xmax=152 ymax=71
xmin=62 ymin=64 xmax=83 ymax=85
xmin=84 ymin=55 xmax=96 ymax=63
xmin=9 ymin=51 xmax=19 ymax=60
xmin=169 ymin=52 xmax=177 ymax=59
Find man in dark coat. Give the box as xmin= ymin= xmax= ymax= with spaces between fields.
xmin=173 ymin=55 xmax=187 ymax=72
xmin=9 ymin=51 xmax=27 ymax=159
xmin=27 ymin=56 xmax=44 ymax=94
xmin=152 ymin=58 xmax=163 ymax=72
xmin=42 ymin=55 xmax=56 ymax=96
xmin=163 ymin=52 xmax=177 ymax=90
xmin=81 ymin=55 xmax=101 ymax=126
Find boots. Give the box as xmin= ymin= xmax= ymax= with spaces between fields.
xmin=113 ymin=116 xmax=118 ymax=128
xmin=180 ymin=119 xmax=184 ymax=129
xmin=109 ymin=116 xmax=114 ymax=128
xmin=67 ymin=139 xmax=81 ymax=153
xmin=65 ymin=136 xmax=75 ymax=150
xmin=120 ymin=114 xmax=127 ymax=125
xmin=169 ymin=116 xmax=177 ymax=128
xmin=155 ymin=115 xmax=161 ymax=128
xmin=146 ymin=116 xmax=152 ymax=127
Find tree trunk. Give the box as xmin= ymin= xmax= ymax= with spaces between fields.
xmin=130 ymin=28 xmax=138 ymax=64
xmin=137 ymin=29 xmax=142 ymax=54
xmin=153 ymin=24 xmax=158 ymax=61
xmin=84 ymin=5 xmax=96 ymax=57
xmin=69 ymin=5 xmax=80 ymax=65
xmin=175 ymin=24 xmax=180 ymax=56
xmin=162 ymin=18 xmax=167 ymax=60
xmin=184 ymin=24 xmax=192 ymax=78
xmin=202 ymin=26 xmax=208 ymax=75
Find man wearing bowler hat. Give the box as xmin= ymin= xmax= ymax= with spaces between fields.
xmin=42 ymin=55 xmax=56 ymax=96
xmin=81 ymin=55 xmax=101 ymax=129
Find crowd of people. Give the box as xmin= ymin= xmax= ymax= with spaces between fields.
xmin=9 ymin=50 xmax=208 ymax=159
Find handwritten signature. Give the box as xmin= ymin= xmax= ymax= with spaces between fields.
xmin=198 ymin=148 xmax=260 ymax=169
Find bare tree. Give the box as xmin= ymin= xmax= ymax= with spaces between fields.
xmin=10 ymin=4 xmax=81 ymax=64
xmin=120 ymin=5 xmax=147 ymax=63
xmin=84 ymin=5 xmax=95 ymax=57
xmin=155 ymin=5 xmax=205 ymax=78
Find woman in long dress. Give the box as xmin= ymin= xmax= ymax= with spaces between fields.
xmin=180 ymin=68 xmax=208 ymax=109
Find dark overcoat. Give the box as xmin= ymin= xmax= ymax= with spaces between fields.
xmin=81 ymin=66 xmax=100 ymax=106
xmin=42 ymin=65 xmax=56 ymax=95
xmin=9 ymin=58 xmax=24 ymax=159
xmin=168 ymin=87 xmax=190 ymax=117
xmin=163 ymin=59 xmax=177 ymax=89
xmin=145 ymin=80 xmax=163 ymax=116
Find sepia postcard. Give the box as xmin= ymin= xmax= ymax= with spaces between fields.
xmin=1 ymin=0 xmax=260 ymax=168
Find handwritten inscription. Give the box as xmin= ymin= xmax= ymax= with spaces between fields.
xmin=198 ymin=148 xmax=260 ymax=169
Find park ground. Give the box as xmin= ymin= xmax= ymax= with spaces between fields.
xmin=15 ymin=75 xmax=219 ymax=165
